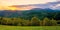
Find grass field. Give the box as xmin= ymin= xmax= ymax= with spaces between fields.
xmin=0 ymin=25 xmax=60 ymax=30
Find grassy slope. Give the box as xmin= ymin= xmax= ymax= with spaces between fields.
xmin=0 ymin=25 xmax=60 ymax=30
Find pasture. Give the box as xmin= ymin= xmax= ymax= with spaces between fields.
xmin=0 ymin=25 xmax=60 ymax=30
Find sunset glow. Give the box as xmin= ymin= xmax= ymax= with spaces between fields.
xmin=0 ymin=0 xmax=57 ymax=10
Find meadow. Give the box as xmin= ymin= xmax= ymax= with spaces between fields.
xmin=0 ymin=25 xmax=60 ymax=30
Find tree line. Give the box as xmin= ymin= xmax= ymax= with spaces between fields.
xmin=0 ymin=17 xmax=58 ymax=26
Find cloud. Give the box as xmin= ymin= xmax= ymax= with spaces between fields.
xmin=1 ymin=0 xmax=60 ymax=10
xmin=0 ymin=0 xmax=56 ymax=6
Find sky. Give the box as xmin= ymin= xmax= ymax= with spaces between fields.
xmin=0 ymin=0 xmax=59 ymax=10
xmin=0 ymin=0 xmax=57 ymax=6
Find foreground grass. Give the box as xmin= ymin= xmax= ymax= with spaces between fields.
xmin=0 ymin=25 xmax=60 ymax=30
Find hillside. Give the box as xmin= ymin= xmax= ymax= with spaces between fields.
xmin=0 ymin=8 xmax=60 ymax=20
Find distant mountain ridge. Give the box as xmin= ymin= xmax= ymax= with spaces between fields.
xmin=0 ymin=8 xmax=60 ymax=20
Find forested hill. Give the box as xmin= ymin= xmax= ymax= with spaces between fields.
xmin=0 ymin=8 xmax=60 ymax=20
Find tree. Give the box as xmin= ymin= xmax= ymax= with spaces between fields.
xmin=42 ymin=17 xmax=51 ymax=26
xmin=31 ymin=17 xmax=40 ymax=26
xmin=42 ymin=18 xmax=57 ymax=26
xmin=0 ymin=17 xmax=3 ymax=24
xmin=50 ymin=19 xmax=57 ymax=26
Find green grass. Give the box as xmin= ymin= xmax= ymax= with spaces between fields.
xmin=0 ymin=25 xmax=60 ymax=30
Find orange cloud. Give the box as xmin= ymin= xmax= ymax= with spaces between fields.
xmin=8 ymin=5 xmax=35 ymax=10
xmin=0 ymin=5 xmax=35 ymax=10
